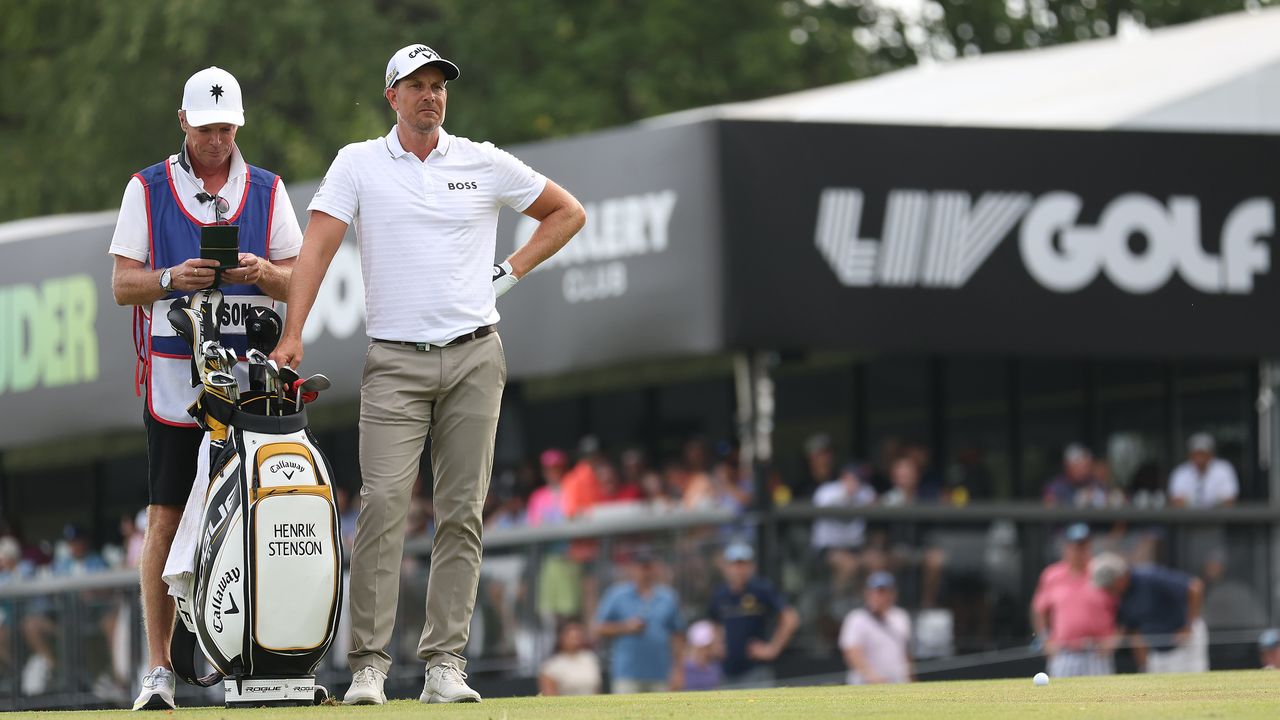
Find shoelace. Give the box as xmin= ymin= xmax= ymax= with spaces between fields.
xmin=143 ymin=668 xmax=170 ymax=689
xmin=435 ymin=664 xmax=468 ymax=682
xmin=353 ymin=667 xmax=381 ymax=687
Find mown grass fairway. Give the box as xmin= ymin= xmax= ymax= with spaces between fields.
xmin=7 ymin=671 xmax=1278 ymax=719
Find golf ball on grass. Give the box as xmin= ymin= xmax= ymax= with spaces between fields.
xmin=1033 ymin=672 xmax=1049 ymax=686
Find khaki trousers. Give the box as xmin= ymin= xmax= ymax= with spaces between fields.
xmin=348 ymin=332 xmax=506 ymax=674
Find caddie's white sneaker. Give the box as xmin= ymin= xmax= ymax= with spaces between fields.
xmin=343 ymin=666 xmax=387 ymax=705
xmin=420 ymin=662 xmax=481 ymax=703
xmin=131 ymin=666 xmax=176 ymax=711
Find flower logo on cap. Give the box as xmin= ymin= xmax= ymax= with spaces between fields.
xmin=210 ymin=84 xmax=224 ymax=103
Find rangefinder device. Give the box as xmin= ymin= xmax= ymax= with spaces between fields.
xmin=200 ymin=224 xmax=240 ymax=271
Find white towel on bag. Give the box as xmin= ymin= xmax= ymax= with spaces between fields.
xmin=162 ymin=433 xmax=212 ymax=604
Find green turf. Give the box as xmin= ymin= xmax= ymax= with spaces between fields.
xmin=7 ymin=671 xmax=1279 ymax=719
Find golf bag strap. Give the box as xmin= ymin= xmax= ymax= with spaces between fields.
xmin=171 ymin=620 xmax=224 ymax=688
xmin=204 ymin=393 xmax=310 ymax=433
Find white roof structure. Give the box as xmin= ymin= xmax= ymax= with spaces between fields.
xmin=647 ymin=7 xmax=1280 ymax=134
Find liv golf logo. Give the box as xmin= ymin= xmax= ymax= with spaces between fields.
xmin=815 ymin=188 xmax=1274 ymax=294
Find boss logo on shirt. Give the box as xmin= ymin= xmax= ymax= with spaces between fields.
xmin=447 ymin=181 xmax=478 ymax=191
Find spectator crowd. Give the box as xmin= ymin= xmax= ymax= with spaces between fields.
xmin=1 ymin=427 xmax=1275 ymax=700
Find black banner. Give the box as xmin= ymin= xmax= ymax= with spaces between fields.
xmin=718 ymin=121 xmax=1280 ymax=356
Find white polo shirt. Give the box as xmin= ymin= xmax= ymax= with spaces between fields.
xmin=308 ymin=126 xmax=546 ymax=344
xmin=839 ymin=606 xmax=912 ymax=685
xmin=1168 ymin=457 xmax=1239 ymax=507
xmin=108 ymin=145 xmax=303 ymax=263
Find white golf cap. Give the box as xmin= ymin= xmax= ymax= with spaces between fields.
xmin=181 ymin=67 xmax=245 ymax=127
xmin=385 ymin=44 xmax=460 ymax=89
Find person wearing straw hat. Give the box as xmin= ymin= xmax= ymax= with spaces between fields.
xmin=273 ymin=43 xmax=584 ymax=705
xmin=108 ymin=66 xmax=301 ymax=710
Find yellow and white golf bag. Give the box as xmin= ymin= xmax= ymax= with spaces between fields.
xmin=166 ymin=291 xmax=343 ymax=707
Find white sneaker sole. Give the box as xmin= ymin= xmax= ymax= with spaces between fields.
xmin=420 ymin=691 xmax=481 ymax=704
xmin=342 ymin=694 xmax=387 ymax=706
xmin=132 ymin=690 xmax=176 ymax=711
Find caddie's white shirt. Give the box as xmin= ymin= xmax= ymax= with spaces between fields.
xmin=307 ymin=126 xmax=546 ymax=344
xmin=107 ymin=145 xmax=303 ymax=264
xmin=1168 ymin=458 xmax=1239 ymax=507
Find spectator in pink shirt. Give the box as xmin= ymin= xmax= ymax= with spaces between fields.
xmin=528 ymin=449 xmax=581 ymax=623
xmin=527 ymin=449 xmax=569 ymax=527
xmin=1031 ymin=523 xmax=1117 ymax=677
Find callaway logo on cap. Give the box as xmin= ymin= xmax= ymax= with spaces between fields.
xmin=385 ymin=44 xmax=460 ymax=89
xmin=182 ymin=67 xmax=245 ymax=127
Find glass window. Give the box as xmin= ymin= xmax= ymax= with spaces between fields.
xmin=772 ymin=357 xmax=856 ymax=488
xmin=1017 ymin=359 xmax=1087 ymax=500
xmin=656 ymin=376 xmax=733 ymax=461
xmin=521 ymin=395 xmax=584 ymax=458
xmin=1095 ymin=360 xmax=1168 ymax=498
xmin=587 ymin=389 xmax=649 ymax=452
xmin=945 ymin=357 xmax=1010 ymax=500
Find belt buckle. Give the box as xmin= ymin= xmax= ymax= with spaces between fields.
xmin=415 ymin=342 xmax=430 ymax=352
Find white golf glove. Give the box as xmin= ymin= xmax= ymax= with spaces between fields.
xmin=492 ymin=260 xmax=519 ymax=297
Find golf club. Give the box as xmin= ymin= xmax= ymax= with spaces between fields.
xmin=264 ymin=360 xmax=282 ymax=415
xmin=199 ymin=339 xmax=223 ymax=381
xmin=197 ymin=289 xmax=225 ymax=344
xmin=167 ymin=299 xmax=194 ymax=346
xmin=278 ymin=365 xmax=301 ymax=414
xmin=167 ymin=300 xmax=202 ymax=387
xmin=207 ymin=370 xmax=240 ymax=403
xmin=245 ymin=307 xmax=282 ymax=393
xmin=295 ymin=373 xmax=331 ymax=411
xmin=218 ymin=347 xmax=238 ymax=374
xmin=246 ymin=349 xmax=270 ymax=393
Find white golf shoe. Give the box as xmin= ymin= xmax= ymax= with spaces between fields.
xmin=343 ymin=666 xmax=387 ymax=705
xmin=420 ymin=662 xmax=481 ymax=703
xmin=131 ymin=666 xmax=175 ymax=711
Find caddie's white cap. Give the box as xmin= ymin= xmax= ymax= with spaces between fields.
xmin=385 ymin=44 xmax=460 ymax=89
xmin=181 ymin=67 xmax=245 ymax=127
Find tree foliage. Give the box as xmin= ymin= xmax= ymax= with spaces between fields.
xmin=0 ymin=0 xmax=1271 ymax=221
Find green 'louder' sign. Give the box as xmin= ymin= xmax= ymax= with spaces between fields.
xmin=0 ymin=274 xmax=99 ymax=395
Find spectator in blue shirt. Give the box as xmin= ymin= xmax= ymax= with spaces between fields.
xmin=594 ymin=548 xmax=684 ymax=693
xmin=706 ymin=542 xmax=799 ymax=687
xmin=1091 ymin=553 xmax=1207 ymax=673
xmin=1043 ymin=444 xmax=1108 ymax=508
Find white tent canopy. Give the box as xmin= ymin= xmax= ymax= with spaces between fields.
xmin=647 ymin=7 xmax=1280 ymax=134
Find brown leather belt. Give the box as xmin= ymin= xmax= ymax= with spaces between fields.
xmin=372 ymin=324 xmax=496 ymax=351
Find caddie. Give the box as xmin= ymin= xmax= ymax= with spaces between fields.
xmin=107 ymin=66 xmax=301 ymax=711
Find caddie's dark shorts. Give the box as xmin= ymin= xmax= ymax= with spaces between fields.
xmin=143 ymin=406 xmax=203 ymax=507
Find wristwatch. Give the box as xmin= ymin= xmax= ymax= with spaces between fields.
xmin=159 ymin=267 xmax=175 ymax=292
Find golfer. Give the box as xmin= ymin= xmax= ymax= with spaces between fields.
xmin=108 ymin=66 xmax=301 ymax=710
xmin=271 ymin=44 xmax=584 ymax=704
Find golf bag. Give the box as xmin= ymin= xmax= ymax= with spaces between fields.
xmin=167 ymin=291 xmax=343 ymax=707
